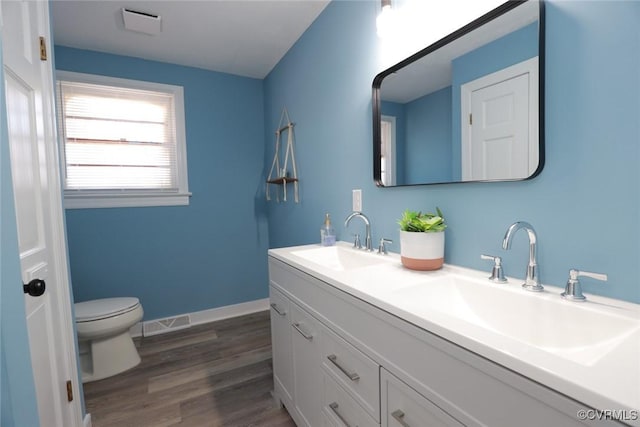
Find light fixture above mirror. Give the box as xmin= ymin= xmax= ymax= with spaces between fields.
xmin=373 ymin=0 xmax=545 ymax=187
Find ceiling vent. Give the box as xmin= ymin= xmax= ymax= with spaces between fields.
xmin=122 ymin=8 xmax=162 ymax=35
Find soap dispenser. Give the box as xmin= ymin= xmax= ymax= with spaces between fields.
xmin=321 ymin=213 xmax=336 ymax=246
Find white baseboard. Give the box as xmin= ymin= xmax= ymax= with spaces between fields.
xmin=83 ymin=413 xmax=92 ymax=427
xmin=129 ymin=298 xmax=269 ymax=338
xmin=190 ymin=298 xmax=270 ymax=326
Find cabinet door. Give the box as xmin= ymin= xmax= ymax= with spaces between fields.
xmin=291 ymin=302 xmax=323 ymax=427
xmin=270 ymin=286 xmax=294 ymax=405
xmin=382 ymin=368 xmax=463 ymax=427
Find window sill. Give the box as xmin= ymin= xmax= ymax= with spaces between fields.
xmin=64 ymin=192 xmax=192 ymax=209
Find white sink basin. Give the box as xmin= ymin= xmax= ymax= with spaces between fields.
xmin=291 ymin=245 xmax=392 ymax=271
xmin=390 ymin=274 xmax=640 ymax=365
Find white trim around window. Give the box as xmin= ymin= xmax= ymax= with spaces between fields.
xmin=56 ymin=71 xmax=191 ymax=209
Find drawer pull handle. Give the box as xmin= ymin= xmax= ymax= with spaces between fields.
xmin=329 ymin=402 xmax=352 ymax=427
xmin=391 ymin=409 xmax=411 ymax=427
xmin=270 ymin=303 xmax=286 ymax=316
xmin=292 ymin=322 xmax=313 ymax=340
xmin=327 ymin=354 xmax=360 ymax=381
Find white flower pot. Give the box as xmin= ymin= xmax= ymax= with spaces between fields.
xmin=399 ymin=230 xmax=445 ymax=271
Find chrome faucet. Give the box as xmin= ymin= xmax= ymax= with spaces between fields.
xmin=345 ymin=212 xmax=372 ymax=251
xmin=502 ymin=221 xmax=543 ymax=292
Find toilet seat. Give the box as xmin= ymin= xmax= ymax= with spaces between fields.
xmin=76 ymin=297 xmax=140 ymax=322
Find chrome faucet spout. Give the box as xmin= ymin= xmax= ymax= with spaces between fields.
xmin=345 ymin=212 xmax=372 ymax=251
xmin=502 ymin=221 xmax=542 ymax=292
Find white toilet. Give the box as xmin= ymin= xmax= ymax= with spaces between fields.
xmin=75 ymin=297 xmax=144 ymax=383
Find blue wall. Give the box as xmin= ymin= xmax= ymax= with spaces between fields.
xmin=55 ymin=47 xmax=268 ymax=320
xmin=405 ymin=86 xmax=452 ymax=183
xmin=451 ymin=22 xmax=538 ymax=180
xmin=2 ymin=2 xmax=638 ymax=425
xmin=265 ymin=0 xmax=640 ymax=303
xmin=0 ymin=43 xmax=40 ymax=427
xmin=382 ymin=87 xmax=453 ymax=185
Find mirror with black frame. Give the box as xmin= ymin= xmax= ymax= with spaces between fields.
xmin=373 ymin=0 xmax=544 ymax=187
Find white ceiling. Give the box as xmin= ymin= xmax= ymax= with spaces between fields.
xmin=51 ymin=0 xmax=330 ymax=79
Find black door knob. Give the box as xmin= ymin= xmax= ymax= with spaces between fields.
xmin=23 ymin=279 xmax=46 ymax=297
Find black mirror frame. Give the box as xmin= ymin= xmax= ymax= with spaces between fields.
xmin=372 ymin=0 xmax=545 ymax=187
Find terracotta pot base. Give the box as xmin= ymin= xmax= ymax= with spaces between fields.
xmin=401 ymin=256 xmax=444 ymax=271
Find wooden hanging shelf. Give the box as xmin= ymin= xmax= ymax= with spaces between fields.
xmin=267 ymin=177 xmax=299 ymax=185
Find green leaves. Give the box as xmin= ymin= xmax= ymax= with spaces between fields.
xmin=398 ymin=208 xmax=446 ymax=233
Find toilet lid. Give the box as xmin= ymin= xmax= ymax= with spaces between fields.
xmin=75 ymin=297 xmax=140 ymax=322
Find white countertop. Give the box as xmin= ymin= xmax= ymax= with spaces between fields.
xmin=269 ymin=241 xmax=640 ymax=423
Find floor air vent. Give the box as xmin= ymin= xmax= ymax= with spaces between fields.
xmin=143 ymin=314 xmax=191 ymax=337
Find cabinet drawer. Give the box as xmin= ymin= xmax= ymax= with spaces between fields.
xmin=323 ymin=373 xmax=379 ymax=427
xmin=382 ymin=368 xmax=463 ymax=427
xmin=322 ymin=325 xmax=380 ymax=421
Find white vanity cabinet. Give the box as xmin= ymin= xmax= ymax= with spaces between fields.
xmin=269 ymin=256 xmax=629 ymax=427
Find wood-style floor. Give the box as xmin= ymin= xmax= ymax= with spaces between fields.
xmin=83 ymin=311 xmax=296 ymax=427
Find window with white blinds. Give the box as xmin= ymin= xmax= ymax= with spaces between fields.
xmin=56 ymin=71 xmax=189 ymax=208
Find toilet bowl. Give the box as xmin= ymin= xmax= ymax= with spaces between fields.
xmin=75 ymin=297 xmax=143 ymax=383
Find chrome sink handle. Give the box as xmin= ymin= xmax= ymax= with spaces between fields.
xmin=378 ymin=238 xmax=393 ymax=255
xmin=561 ymin=269 xmax=607 ymax=302
xmin=481 ymin=254 xmax=507 ymax=283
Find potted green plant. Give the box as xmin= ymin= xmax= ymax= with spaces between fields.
xmin=398 ymin=208 xmax=446 ymax=270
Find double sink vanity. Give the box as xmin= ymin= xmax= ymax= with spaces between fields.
xmin=269 ymin=0 xmax=638 ymax=423
xmin=268 ymin=242 xmax=640 ymax=427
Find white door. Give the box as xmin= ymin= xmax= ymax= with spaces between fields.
xmin=461 ymin=57 xmax=538 ymax=181
xmin=2 ymin=1 xmax=81 ymax=426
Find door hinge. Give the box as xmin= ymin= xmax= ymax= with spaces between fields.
xmin=39 ymin=37 xmax=47 ymax=61
xmin=469 ymin=114 xmax=473 ymax=125
xmin=66 ymin=380 xmax=73 ymax=402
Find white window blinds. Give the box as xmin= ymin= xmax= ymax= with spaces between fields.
xmin=58 ymin=80 xmax=179 ymax=191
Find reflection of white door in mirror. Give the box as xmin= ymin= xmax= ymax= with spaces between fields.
xmin=461 ymin=57 xmax=539 ymax=181
xmin=381 ymin=115 xmax=397 ymax=186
